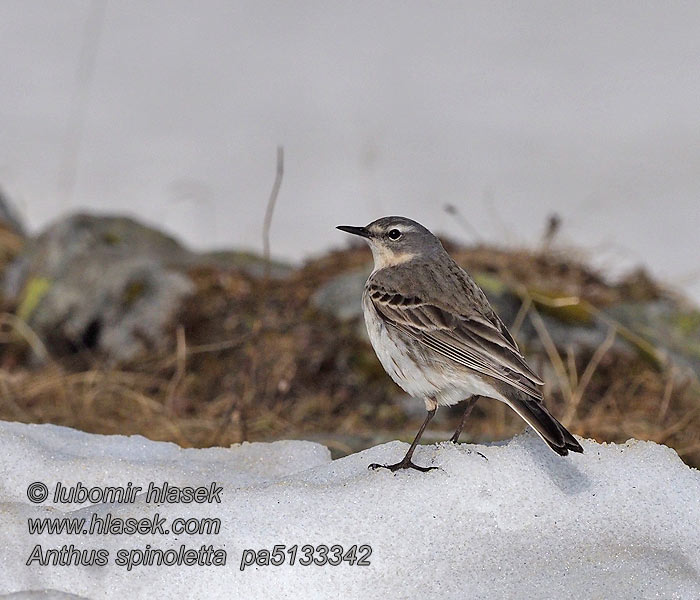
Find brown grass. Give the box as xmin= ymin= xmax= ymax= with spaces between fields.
xmin=0 ymin=243 xmax=698 ymax=467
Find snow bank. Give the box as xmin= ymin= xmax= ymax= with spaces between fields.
xmin=0 ymin=420 xmax=698 ymax=599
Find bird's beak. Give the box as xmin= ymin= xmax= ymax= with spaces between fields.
xmin=336 ymin=225 xmax=371 ymax=238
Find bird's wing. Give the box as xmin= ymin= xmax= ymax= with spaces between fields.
xmin=367 ymin=282 xmax=544 ymax=399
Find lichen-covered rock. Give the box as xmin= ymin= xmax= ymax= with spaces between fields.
xmin=3 ymin=213 xmax=194 ymax=362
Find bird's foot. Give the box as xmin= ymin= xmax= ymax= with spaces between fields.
xmin=368 ymin=460 xmax=438 ymax=472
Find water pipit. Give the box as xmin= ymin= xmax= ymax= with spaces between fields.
xmin=337 ymin=216 xmax=583 ymax=472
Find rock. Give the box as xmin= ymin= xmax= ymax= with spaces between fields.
xmin=199 ymin=250 xmax=293 ymax=279
xmin=0 ymin=188 xmax=26 ymax=274
xmin=3 ymin=213 xmax=194 ymax=362
xmin=312 ymin=264 xmax=700 ymax=380
xmin=606 ymin=300 xmax=700 ymax=377
xmin=0 ymin=187 xmax=25 ymax=236
xmin=311 ymin=267 xmax=370 ymax=321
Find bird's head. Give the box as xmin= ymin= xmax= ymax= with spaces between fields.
xmin=337 ymin=216 xmax=444 ymax=270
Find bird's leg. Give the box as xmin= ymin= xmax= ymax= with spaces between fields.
xmin=369 ymin=408 xmax=437 ymax=472
xmin=449 ymin=395 xmax=479 ymax=443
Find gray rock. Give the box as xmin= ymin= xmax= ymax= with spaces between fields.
xmin=0 ymin=187 xmax=25 ymax=235
xmin=4 ymin=213 xmax=194 ymax=362
xmin=605 ymin=300 xmax=700 ymax=377
xmin=311 ymin=267 xmax=370 ymax=321
xmin=199 ymin=249 xmax=293 ymax=279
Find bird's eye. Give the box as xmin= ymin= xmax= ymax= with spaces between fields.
xmin=387 ymin=229 xmax=402 ymax=240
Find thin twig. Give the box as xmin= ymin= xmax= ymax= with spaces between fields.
xmin=166 ymin=325 xmax=187 ymax=412
xmin=185 ymin=336 xmax=248 ymax=355
xmin=541 ymin=213 xmax=561 ymax=250
xmin=659 ymin=371 xmax=675 ymax=422
xmin=0 ymin=313 xmax=49 ymax=362
xmin=587 ymin=304 xmax=667 ymax=369
xmin=563 ymin=326 xmax=617 ymax=427
xmin=443 ymin=204 xmax=483 ymax=242
xmin=262 ymin=146 xmax=284 ymax=281
xmin=566 ymin=344 xmax=578 ymax=391
xmin=509 ymin=295 xmax=532 ymax=338
xmin=657 ymin=406 xmax=700 ymax=442
xmin=528 ymin=304 xmax=572 ymax=401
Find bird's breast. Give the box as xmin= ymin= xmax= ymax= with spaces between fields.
xmin=362 ymin=291 xmax=456 ymax=404
xmin=361 ymin=289 xmax=504 ymax=407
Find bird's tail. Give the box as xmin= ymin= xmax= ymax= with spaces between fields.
xmin=506 ymin=393 xmax=583 ymax=456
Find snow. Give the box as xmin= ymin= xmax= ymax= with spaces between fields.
xmin=0 ymin=420 xmax=698 ymax=599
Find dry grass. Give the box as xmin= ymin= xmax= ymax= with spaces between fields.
xmin=0 ymin=243 xmax=698 ymax=467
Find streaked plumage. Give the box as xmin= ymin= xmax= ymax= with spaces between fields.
xmin=338 ymin=216 xmax=582 ymax=471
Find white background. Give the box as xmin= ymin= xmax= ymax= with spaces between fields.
xmin=1 ymin=1 xmax=699 ymax=301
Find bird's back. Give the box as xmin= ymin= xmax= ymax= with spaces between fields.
xmin=369 ymin=254 xmax=502 ymax=328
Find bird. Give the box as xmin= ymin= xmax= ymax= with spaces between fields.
xmin=337 ymin=216 xmax=583 ymax=472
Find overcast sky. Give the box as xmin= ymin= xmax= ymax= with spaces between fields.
xmin=1 ymin=1 xmax=699 ymax=301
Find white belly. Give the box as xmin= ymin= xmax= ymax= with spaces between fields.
xmin=362 ymin=293 xmax=505 ymax=409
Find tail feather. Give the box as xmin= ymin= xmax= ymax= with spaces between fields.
xmin=506 ymin=395 xmax=583 ymax=456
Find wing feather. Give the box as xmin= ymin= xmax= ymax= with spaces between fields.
xmin=367 ymin=282 xmax=544 ymax=399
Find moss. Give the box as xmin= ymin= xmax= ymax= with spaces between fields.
xmin=472 ymin=271 xmax=507 ymax=296
xmin=669 ymin=310 xmax=700 ymax=336
xmin=122 ymin=280 xmax=147 ymax=307
xmin=529 ymin=288 xmax=594 ymax=325
xmin=17 ymin=277 xmax=52 ymax=322
xmin=101 ymin=231 xmax=122 ymax=245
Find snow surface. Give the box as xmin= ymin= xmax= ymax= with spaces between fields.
xmin=0 ymin=420 xmax=698 ymax=599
